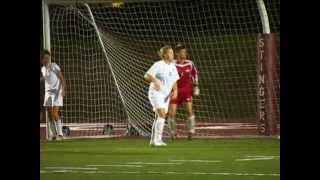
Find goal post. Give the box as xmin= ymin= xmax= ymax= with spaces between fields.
xmin=41 ymin=0 xmax=280 ymax=140
xmin=42 ymin=0 xmax=51 ymax=140
xmin=256 ymin=0 xmax=279 ymax=135
xmin=256 ymin=33 xmax=279 ymax=136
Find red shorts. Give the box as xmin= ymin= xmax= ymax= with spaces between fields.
xmin=170 ymin=90 xmax=193 ymax=106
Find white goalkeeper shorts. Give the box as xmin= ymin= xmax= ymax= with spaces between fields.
xmin=148 ymin=90 xmax=170 ymax=113
xmin=44 ymin=91 xmax=63 ymax=107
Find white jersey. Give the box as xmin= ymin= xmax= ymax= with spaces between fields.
xmin=41 ymin=62 xmax=61 ymax=94
xmin=146 ymin=60 xmax=180 ymax=98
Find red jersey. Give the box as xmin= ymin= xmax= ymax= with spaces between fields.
xmin=175 ymin=60 xmax=198 ymax=93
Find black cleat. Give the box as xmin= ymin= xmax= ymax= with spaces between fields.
xmin=57 ymin=135 xmax=64 ymax=141
xmin=187 ymin=132 xmax=192 ymax=140
xmin=170 ymin=133 xmax=177 ymax=141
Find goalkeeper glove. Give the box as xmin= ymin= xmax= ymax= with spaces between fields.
xmin=193 ymin=86 xmax=200 ymax=96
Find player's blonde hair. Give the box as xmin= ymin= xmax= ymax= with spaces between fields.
xmin=41 ymin=49 xmax=51 ymax=60
xmin=158 ymin=45 xmax=173 ymax=59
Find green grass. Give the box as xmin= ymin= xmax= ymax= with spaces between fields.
xmin=40 ymin=138 xmax=279 ymax=180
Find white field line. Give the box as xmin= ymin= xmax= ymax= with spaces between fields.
xmin=40 ymin=170 xmax=279 ymax=176
xmin=44 ymin=167 xmax=97 ymax=170
xmin=235 ymin=157 xmax=275 ymax=161
xmin=40 ymin=170 xmax=140 ymax=174
xmin=87 ymin=164 xmax=143 ymax=167
xmin=127 ymin=162 xmax=182 ymax=165
xmin=245 ymin=155 xmax=280 ymax=158
xmin=41 ymin=170 xmax=74 ymax=173
xmin=190 ymin=172 xmax=279 ymax=176
xmin=170 ymin=160 xmax=222 ymax=163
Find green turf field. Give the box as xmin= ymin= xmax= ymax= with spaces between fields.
xmin=40 ymin=138 xmax=280 ymax=180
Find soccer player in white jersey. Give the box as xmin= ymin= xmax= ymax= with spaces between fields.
xmin=41 ymin=50 xmax=66 ymax=141
xmin=144 ymin=45 xmax=180 ymax=146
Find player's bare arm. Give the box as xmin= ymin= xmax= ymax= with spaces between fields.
xmin=171 ymin=82 xmax=178 ymax=99
xmin=144 ymin=73 xmax=161 ymax=91
xmin=57 ymin=71 xmax=66 ymax=96
xmin=193 ymin=77 xmax=200 ymax=96
xmin=192 ymin=63 xmax=200 ymax=96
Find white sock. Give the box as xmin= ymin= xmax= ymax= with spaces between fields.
xmin=57 ymin=119 xmax=63 ymax=136
xmin=47 ymin=121 xmax=53 ymax=138
xmin=155 ymin=117 xmax=165 ymax=143
xmin=53 ymin=121 xmax=59 ymax=136
xmin=150 ymin=120 xmax=156 ymax=145
xmin=158 ymin=118 xmax=165 ymax=139
xmin=188 ymin=115 xmax=195 ymax=134
xmin=49 ymin=120 xmax=57 ymax=138
xmin=167 ymin=117 xmax=176 ymax=135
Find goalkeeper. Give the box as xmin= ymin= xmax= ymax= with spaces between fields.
xmin=168 ymin=44 xmax=200 ymax=140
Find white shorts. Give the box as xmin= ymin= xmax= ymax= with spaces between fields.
xmin=148 ymin=90 xmax=170 ymax=113
xmin=44 ymin=91 xmax=63 ymax=107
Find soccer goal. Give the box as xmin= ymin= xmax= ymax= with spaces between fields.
xmin=41 ymin=0 xmax=280 ymax=140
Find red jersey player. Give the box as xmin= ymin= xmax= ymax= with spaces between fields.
xmin=168 ymin=44 xmax=199 ymax=140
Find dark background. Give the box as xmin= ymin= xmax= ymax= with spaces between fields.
xmin=33 ymin=0 xmax=316 ymax=180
